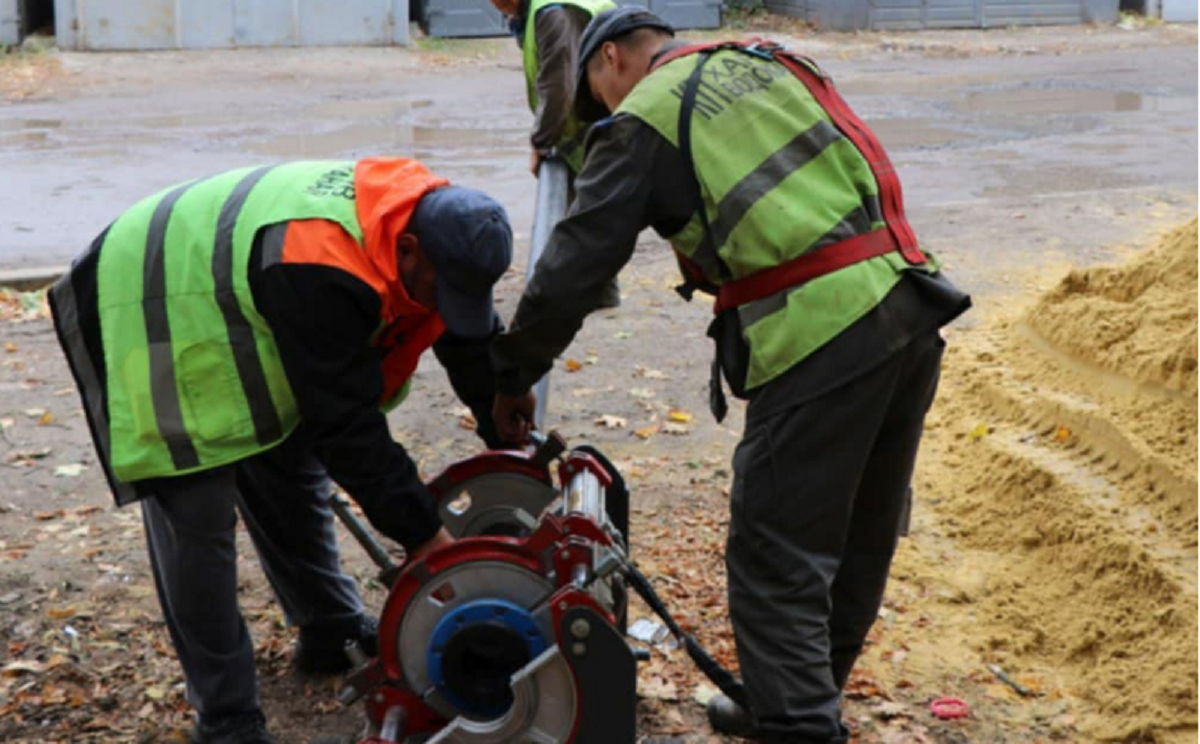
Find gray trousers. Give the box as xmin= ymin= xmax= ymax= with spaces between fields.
xmin=140 ymin=429 xmax=363 ymax=721
xmin=727 ymin=331 xmax=944 ymax=742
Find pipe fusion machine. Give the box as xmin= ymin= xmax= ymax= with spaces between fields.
xmin=334 ymin=434 xmax=638 ymax=743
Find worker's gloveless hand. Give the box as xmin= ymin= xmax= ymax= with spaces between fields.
xmin=529 ymin=149 xmax=543 ymax=177
xmin=406 ymin=526 xmax=454 ymax=565
xmin=493 ymin=391 xmax=537 ymax=445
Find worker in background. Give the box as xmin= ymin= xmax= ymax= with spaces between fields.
xmin=49 ymin=158 xmax=528 ymax=744
xmin=490 ymin=9 xmax=971 ymax=742
xmin=488 ymin=0 xmax=621 ymax=309
xmin=489 ymin=0 xmax=613 ymax=175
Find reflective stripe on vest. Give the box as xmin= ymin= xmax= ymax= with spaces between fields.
xmin=213 ymin=166 xmax=285 ymax=450
xmin=96 ymin=161 xmax=365 ymax=482
xmin=143 ymin=181 xmax=201 ymax=470
xmin=616 ymin=45 xmax=939 ymax=389
xmin=521 ymin=0 xmax=614 ymax=171
xmin=619 ymin=48 xmax=885 ymax=278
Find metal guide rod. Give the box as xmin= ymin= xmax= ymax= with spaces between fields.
xmin=330 ymin=492 xmax=397 ymax=576
xmin=528 ymin=157 xmax=570 ymax=430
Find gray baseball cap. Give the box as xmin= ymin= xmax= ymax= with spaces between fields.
xmin=574 ymin=6 xmax=675 ymax=123
xmin=409 ymin=186 xmax=512 ymax=338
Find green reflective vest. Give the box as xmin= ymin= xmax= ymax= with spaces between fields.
xmin=615 ymin=49 xmax=940 ymax=389
xmin=521 ymin=0 xmax=614 ymax=171
xmin=93 ymin=161 xmax=367 ymax=482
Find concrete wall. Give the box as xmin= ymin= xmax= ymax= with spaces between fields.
xmin=764 ymin=0 xmax=1120 ymax=29
xmin=54 ymin=0 xmax=410 ymax=51
xmin=1 ymin=0 xmax=19 ymax=44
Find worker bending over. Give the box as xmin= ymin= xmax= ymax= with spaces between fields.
xmin=50 ymin=158 xmax=530 ymax=744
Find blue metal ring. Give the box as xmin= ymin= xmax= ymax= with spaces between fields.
xmin=427 ymin=599 xmax=548 ymax=716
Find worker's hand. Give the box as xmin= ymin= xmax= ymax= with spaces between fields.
xmin=407 ymin=527 xmax=454 ymax=565
xmin=493 ymin=391 xmax=537 ymax=446
xmin=529 ymin=149 xmax=542 ymax=177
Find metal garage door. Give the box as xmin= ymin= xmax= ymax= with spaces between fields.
xmin=867 ymin=0 xmax=981 ymax=29
xmin=760 ymin=0 xmax=1117 ymax=29
xmin=54 ymin=0 xmax=410 ymax=50
xmin=981 ymin=0 xmax=1083 ymax=25
xmin=421 ymin=0 xmax=721 ymax=38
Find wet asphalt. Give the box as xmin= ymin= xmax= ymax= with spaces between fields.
xmin=0 ymin=28 xmax=1196 ymax=297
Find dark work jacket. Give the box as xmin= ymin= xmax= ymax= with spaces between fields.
xmin=491 ymin=63 xmax=971 ymax=420
xmin=56 ymin=225 xmax=502 ymax=551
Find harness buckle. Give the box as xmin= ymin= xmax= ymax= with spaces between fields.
xmin=743 ymin=40 xmax=784 ymax=60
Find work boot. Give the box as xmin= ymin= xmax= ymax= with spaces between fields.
xmin=294 ymin=615 xmax=378 ymax=675
xmin=189 ymin=710 xmax=274 ymax=744
xmin=706 ymin=693 xmax=763 ymax=739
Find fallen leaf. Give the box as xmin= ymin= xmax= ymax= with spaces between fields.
xmin=639 ymin=675 xmax=679 ymax=701
xmin=595 ymin=414 xmax=627 ymax=429
xmin=872 ymin=700 xmax=910 ymax=719
xmin=34 ymin=509 xmax=65 ymax=520
xmin=0 ymin=417 xmax=13 ymax=430
xmin=1054 ymin=426 xmax=1071 ymax=442
xmin=22 ymin=408 xmax=46 ymax=419
xmin=46 ymin=606 xmax=75 ymax=620
xmin=2 ymin=660 xmax=44 ymax=677
xmin=458 ymin=412 xmax=477 ymax=430
xmin=571 ymin=386 xmax=614 ymax=398
xmin=634 ymin=424 xmax=659 ymax=440
xmin=53 ymin=463 xmax=87 ymax=478
xmin=4 ymin=342 xmax=16 ymax=353
xmin=667 ymin=409 xmax=693 ymax=423
xmin=968 ymin=423 xmax=991 ymax=441
xmin=564 ymin=359 xmax=583 ymax=372
xmin=639 ymin=368 xmax=671 ymax=380
xmin=38 ymin=411 xmax=54 ymax=426
xmin=629 ymin=388 xmax=656 ymax=399
xmin=692 ymin=683 xmax=719 ymax=706
xmin=7 ymin=448 xmax=51 ymax=465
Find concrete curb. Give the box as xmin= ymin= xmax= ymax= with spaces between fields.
xmin=0 ymin=266 xmax=67 ymax=291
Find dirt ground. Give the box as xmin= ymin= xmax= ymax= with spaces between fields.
xmin=0 ymin=16 xmax=1197 ymax=744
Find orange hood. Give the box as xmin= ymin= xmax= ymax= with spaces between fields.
xmin=353 ymin=157 xmax=449 ymax=320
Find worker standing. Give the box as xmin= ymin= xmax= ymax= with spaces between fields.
xmin=490 ymin=9 xmax=971 ymax=742
xmin=488 ymin=0 xmax=614 ymax=175
xmin=488 ymin=0 xmax=621 ymax=310
xmin=49 ymin=158 xmax=528 ymax=744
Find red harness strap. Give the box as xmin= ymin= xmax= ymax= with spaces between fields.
xmin=714 ymin=228 xmax=898 ymax=314
xmin=648 ymin=40 xmax=928 ymax=312
xmin=767 ymin=48 xmax=926 ymax=266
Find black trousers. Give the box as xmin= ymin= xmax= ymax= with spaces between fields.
xmin=139 ymin=429 xmax=363 ymax=721
xmin=726 ymin=330 xmax=944 ymax=742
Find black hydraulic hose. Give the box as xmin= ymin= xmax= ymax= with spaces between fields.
xmin=622 ymin=562 xmax=748 ymax=709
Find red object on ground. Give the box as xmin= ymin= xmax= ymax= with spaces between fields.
xmin=930 ymin=697 xmax=971 ymax=720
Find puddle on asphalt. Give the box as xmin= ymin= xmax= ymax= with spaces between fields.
xmin=955 ymin=88 xmax=1181 ymax=115
xmin=0 ymin=98 xmax=521 ymax=160
xmin=0 ymin=119 xmax=62 ymax=147
xmin=246 ymin=123 xmax=522 ymax=158
xmin=0 ymin=118 xmax=63 ymax=130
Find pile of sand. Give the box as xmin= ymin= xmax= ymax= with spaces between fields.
xmin=1029 ymin=218 xmax=1198 ymax=397
xmin=908 ymin=217 xmax=1199 ymax=741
